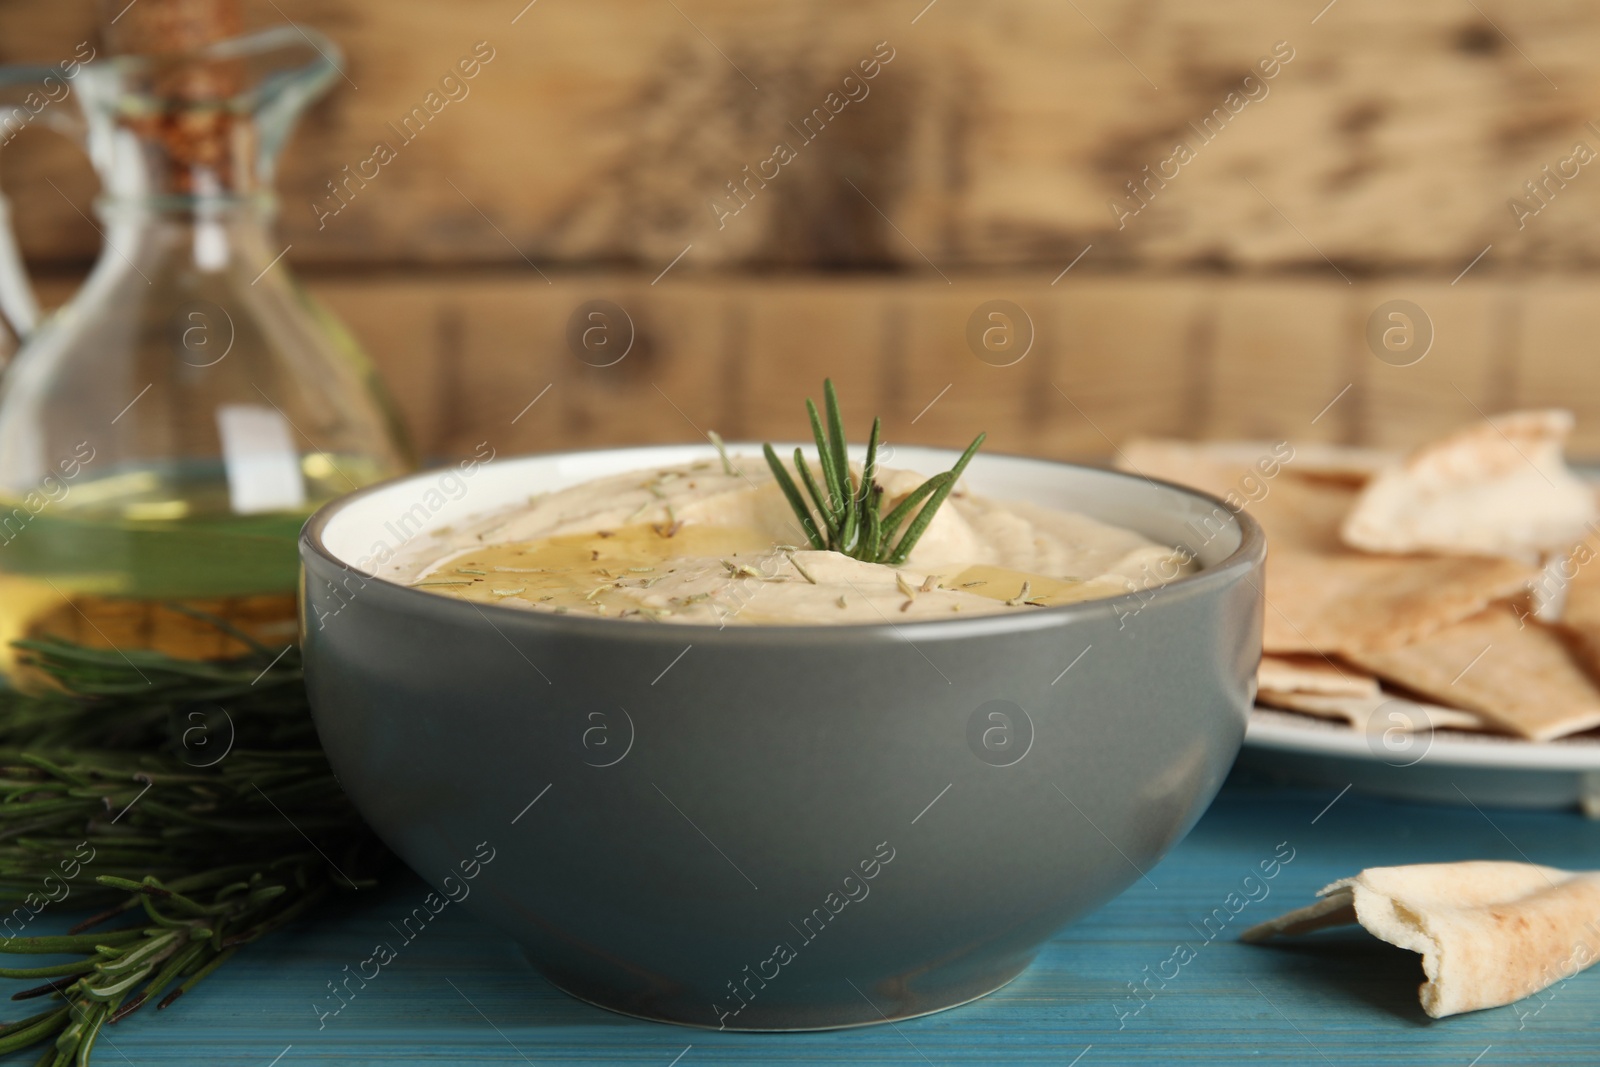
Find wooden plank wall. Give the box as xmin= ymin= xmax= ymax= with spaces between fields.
xmin=303 ymin=275 xmax=1593 ymax=459
xmin=5 ymin=0 xmax=1600 ymax=458
xmin=27 ymin=268 xmax=1600 ymax=460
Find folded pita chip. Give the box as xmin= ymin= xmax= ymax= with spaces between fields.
xmin=1241 ymin=862 xmax=1600 ymax=1019
xmin=1258 ymin=653 xmax=1379 ymax=698
xmin=1342 ymin=410 xmax=1598 ymax=559
xmin=1257 ymin=689 xmax=1484 ymax=732
xmin=1266 ymin=551 xmax=1535 ymax=656
xmin=1344 ymin=606 xmax=1600 ymax=741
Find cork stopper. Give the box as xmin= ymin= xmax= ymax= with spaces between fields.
xmin=99 ymin=0 xmax=250 ymax=197
xmin=100 ymin=0 xmax=243 ymax=56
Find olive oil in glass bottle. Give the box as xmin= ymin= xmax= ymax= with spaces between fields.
xmin=0 ymin=6 xmax=411 ymax=676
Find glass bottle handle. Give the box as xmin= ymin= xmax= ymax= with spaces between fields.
xmin=0 ymin=64 xmax=79 ymax=350
xmin=0 ymin=192 xmax=40 ymax=342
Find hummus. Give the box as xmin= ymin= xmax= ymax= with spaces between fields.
xmin=387 ymin=456 xmax=1195 ymax=625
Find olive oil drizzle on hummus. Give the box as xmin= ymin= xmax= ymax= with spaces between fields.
xmin=395 ymin=447 xmax=1196 ymax=625
xmin=413 ymin=524 xmax=1154 ymax=622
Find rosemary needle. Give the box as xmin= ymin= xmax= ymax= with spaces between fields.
xmin=0 ymin=633 xmax=388 ymax=1065
xmin=785 ymin=553 xmax=818 ymax=585
xmin=707 ymin=430 xmax=737 ymax=476
xmin=763 ymin=379 xmax=985 ymax=565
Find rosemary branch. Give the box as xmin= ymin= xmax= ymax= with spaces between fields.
xmin=0 ymin=636 xmax=387 ymax=1065
xmin=762 ymin=379 xmax=985 ymax=565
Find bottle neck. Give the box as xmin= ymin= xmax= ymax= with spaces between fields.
xmin=78 ymin=60 xmax=270 ymax=204
xmin=87 ymin=112 xmax=265 ymax=202
xmin=95 ymin=195 xmax=280 ymax=274
xmin=96 ymin=192 xmax=276 ymax=218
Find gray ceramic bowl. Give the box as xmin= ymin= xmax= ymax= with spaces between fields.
xmin=299 ymin=444 xmax=1264 ymax=1031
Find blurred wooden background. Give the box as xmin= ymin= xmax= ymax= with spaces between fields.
xmin=5 ymin=0 xmax=1600 ymax=457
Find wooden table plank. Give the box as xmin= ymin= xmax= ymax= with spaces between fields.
xmin=25 ymin=780 xmax=1597 ymax=1065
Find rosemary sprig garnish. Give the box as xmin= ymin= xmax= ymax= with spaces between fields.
xmin=0 ymin=636 xmax=387 ymax=1065
xmin=762 ymin=379 xmax=985 ymax=565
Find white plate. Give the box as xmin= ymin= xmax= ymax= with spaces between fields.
xmin=1239 ymin=706 xmax=1600 ymax=813
xmin=1237 ymin=464 xmax=1600 ymax=812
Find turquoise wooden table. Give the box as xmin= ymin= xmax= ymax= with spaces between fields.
xmin=11 ymin=778 xmax=1599 ymax=1065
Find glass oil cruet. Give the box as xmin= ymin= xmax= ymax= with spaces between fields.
xmin=0 ymin=0 xmax=412 ymax=678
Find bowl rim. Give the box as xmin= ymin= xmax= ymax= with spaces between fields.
xmin=299 ymin=442 xmax=1266 ymax=643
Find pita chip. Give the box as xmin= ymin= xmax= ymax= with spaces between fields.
xmin=1272 ymin=442 xmax=1397 ymax=485
xmin=1258 ymin=653 xmax=1379 ymax=698
xmin=1118 ymin=438 xmax=1244 ymax=495
xmin=1342 ymin=410 xmax=1598 ymax=559
xmin=1344 ymin=606 xmax=1600 ymax=741
xmin=1242 ymin=474 xmax=1358 ymax=555
xmin=1120 ymin=437 xmax=1540 ymax=656
xmin=1119 ymin=438 xmax=1395 ymax=489
xmin=1257 ymin=689 xmax=1484 ymax=733
xmin=1241 ymin=862 xmax=1600 ymax=1019
xmin=1118 ymin=441 xmax=1359 ymax=553
xmin=1264 ymin=552 xmax=1535 ymax=656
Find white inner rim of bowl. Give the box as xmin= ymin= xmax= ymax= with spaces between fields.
xmin=316 ymin=444 xmax=1247 ymax=577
